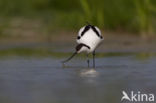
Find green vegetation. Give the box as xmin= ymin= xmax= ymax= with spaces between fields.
xmin=0 ymin=0 xmax=156 ymax=37
xmin=0 ymin=48 xmax=155 ymax=60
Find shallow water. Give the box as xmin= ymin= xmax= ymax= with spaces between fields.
xmin=0 ymin=53 xmax=156 ymax=103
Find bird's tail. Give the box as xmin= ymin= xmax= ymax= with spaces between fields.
xmin=61 ymin=52 xmax=77 ymax=63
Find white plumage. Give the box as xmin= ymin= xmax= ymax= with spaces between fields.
xmin=62 ymin=24 xmax=103 ymax=68
xmin=77 ymin=26 xmax=103 ymax=53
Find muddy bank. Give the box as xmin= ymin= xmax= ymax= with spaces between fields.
xmin=0 ymin=31 xmax=156 ymax=52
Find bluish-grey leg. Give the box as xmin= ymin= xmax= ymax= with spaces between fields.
xmin=93 ymin=51 xmax=95 ymax=68
xmin=87 ymin=54 xmax=90 ymax=68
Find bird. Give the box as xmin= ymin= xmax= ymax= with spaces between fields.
xmin=62 ymin=24 xmax=103 ymax=68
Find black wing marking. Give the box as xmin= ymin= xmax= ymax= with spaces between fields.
xmin=77 ymin=36 xmax=81 ymax=40
xmin=81 ymin=25 xmax=91 ymax=36
xmin=80 ymin=24 xmax=103 ymax=39
xmin=91 ymin=26 xmax=100 ymax=37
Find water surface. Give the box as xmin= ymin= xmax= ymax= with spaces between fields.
xmin=0 ymin=52 xmax=156 ymax=103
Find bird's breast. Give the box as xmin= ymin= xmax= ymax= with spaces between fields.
xmin=76 ymin=26 xmax=103 ymax=53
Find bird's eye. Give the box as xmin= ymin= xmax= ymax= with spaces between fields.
xmin=77 ymin=36 xmax=81 ymax=39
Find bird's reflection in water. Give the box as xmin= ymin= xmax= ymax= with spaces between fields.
xmin=80 ymin=68 xmax=99 ymax=77
xmin=62 ymin=63 xmax=99 ymax=83
xmin=79 ymin=68 xmax=99 ymax=85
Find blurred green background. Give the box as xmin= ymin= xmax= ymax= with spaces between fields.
xmin=0 ymin=2 xmax=156 ymax=103
xmin=0 ymin=0 xmax=156 ymax=39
